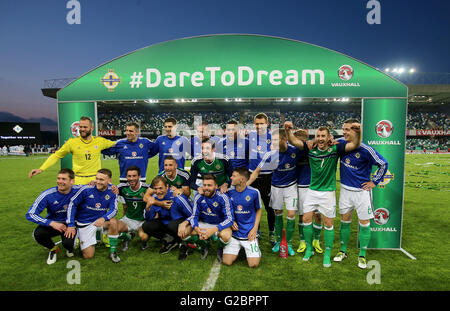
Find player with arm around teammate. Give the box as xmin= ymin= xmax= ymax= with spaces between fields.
xmin=333 ymin=119 xmax=388 ymax=269
xmin=64 ymin=168 xmax=120 ymax=263
xmin=26 ymin=168 xmax=80 ymax=265
xmin=223 ymin=168 xmax=262 ymax=268
xmin=284 ymin=121 xmax=361 ymax=268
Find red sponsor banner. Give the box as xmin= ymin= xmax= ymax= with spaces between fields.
xmin=414 ymin=129 xmax=450 ymax=136
xmin=98 ymin=129 xmax=117 ymax=136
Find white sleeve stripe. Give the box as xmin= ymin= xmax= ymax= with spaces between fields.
xmin=29 ymin=188 xmax=57 ymax=222
xmin=361 ymin=145 xmax=387 ymax=181
xmin=218 ymin=193 xmax=233 ymax=228
xmin=66 ymin=185 xmax=88 ymax=223
xmin=177 ymin=196 xmax=193 ymax=214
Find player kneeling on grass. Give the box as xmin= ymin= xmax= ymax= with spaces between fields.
xmin=222 ymin=168 xmax=262 ymax=268
xmin=179 ymin=174 xmax=233 ymax=262
xmin=116 ymin=166 xmax=149 ymax=252
xmin=65 ymin=169 xmax=120 ymax=263
xmin=138 ymin=176 xmax=193 ymax=257
xmin=26 ymin=168 xmax=81 ymax=265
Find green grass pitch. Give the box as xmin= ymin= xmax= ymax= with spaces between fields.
xmin=0 ymin=154 xmax=448 ymax=291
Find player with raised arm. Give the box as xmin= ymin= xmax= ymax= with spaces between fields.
xmin=102 ymin=122 xmax=158 ymax=183
xmin=26 ymin=168 xmax=80 ymax=264
xmin=223 ymin=168 xmax=262 ymax=268
xmin=293 ymin=130 xmax=324 ymax=254
xmin=284 ymin=121 xmax=361 ymax=267
xmin=333 ymin=119 xmax=388 ymax=269
xmin=247 ymin=129 xmax=306 ymax=256
xmin=29 ymin=116 xmax=116 ymax=185
xmin=65 ymin=169 xmax=120 ymax=263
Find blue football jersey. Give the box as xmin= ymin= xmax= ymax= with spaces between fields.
xmin=227 ymin=186 xmax=262 ymax=239
xmin=258 ymin=144 xmax=306 ymax=187
xmin=154 ymin=135 xmax=189 ymax=173
xmin=248 ymin=130 xmax=272 ymax=174
xmin=66 ymin=185 xmax=118 ymax=227
xmin=188 ymin=190 xmax=233 ymax=231
xmin=217 ymin=136 xmax=250 ymax=170
xmin=101 ymin=137 xmax=158 ymax=181
xmin=26 ymin=185 xmax=82 ymax=226
xmin=339 ymin=140 xmax=389 ymax=190
xmin=296 ymin=151 xmax=311 ymax=187
xmin=143 ymin=190 xmax=193 ymax=225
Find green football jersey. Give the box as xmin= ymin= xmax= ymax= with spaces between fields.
xmin=308 ymin=144 xmax=342 ymax=191
xmin=190 ymin=154 xmax=232 ymax=187
xmin=158 ymin=168 xmax=190 ymax=189
xmin=117 ymin=182 xmax=149 ymax=221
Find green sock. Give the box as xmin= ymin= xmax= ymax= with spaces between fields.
xmin=286 ymin=217 xmax=295 ymax=245
xmin=119 ymin=232 xmax=131 ymax=241
xmin=218 ymin=238 xmax=229 ymax=249
xmin=298 ymin=220 xmax=304 ymax=241
xmin=323 ymin=226 xmax=335 ymax=258
xmin=303 ymin=222 xmax=313 ymax=249
xmin=313 ymin=222 xmax=322 ymax=240
xmin=187 ymin=235 xmax=208 ymax=249
xmin=358 ymin=223 xmax=371 ymax=257
xmin=275 ymin=214 xmax=284 ymax=242
xmin=339 ymin=221 xmax=352 ymax=253
xmin=108 ymin=235 xmax=119 ymax=253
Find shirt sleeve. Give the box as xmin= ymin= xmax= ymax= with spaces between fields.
xmin=25 ymin=192 xmax=51 ymax=226
xmin=336 ymin=140 xmax=347 ymax=155
xmin=39 ymin=140 xmax=72 ymax=171
xmin=188 ymin=159 xmax=200 ymax=191
xmin=217 ymin=193 xmax=234 ymax=231
xmin=99 ymin=137 xmax=117 ymax=150
xmin=148 ymin=139 xmax=159 ymax=158
xmin=175 ymin=195 xmax=193 ymax=219
xmin=66 ymin=186 xmax=86 ymax=227
xmin=187 ymin=194 xmax=200 ymax=228
xmin=103 ymin=194 xmax=118 ymax=221
xmin=369 ymin=149 xmax=389 ymax=185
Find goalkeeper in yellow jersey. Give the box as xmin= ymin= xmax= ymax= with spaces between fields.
xmin=29 ymin=116 xmax=116 ymax=185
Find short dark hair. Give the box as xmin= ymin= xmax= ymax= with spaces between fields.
xmin=164 ymin=155 xmax=177 ymax=162
xmin=344 ymin=118 xmax=360 ymax=124
xmin=317 ymin=126 xmax=330 ymax=135
xmin=97 ymin=168 xmax=112 ymax=178
xmin=254 ymin=113 xmax=268 ymax=122
xmin=201 ymin=137 xmax=215 ymax=149
xmin=126 ymin=122 xmax=140 ymax=130
xmin=202 ymin=174 xmax=217 ymax=184
xmin=151 ymin=175 xmax=168 ymax=188
xmin=233 ymin=167 xmax=250 ymax=180
xmin=58 ymin=168 xmax=75 ymax=180
xmin=126 ymin=165 xmax=141 ymax=176
xmin=164 ymin=117 xmax=177 ymax=125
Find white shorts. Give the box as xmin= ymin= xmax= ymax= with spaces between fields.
xmin=303 ymin=189 xmax=336 ymax=219
xmin=197 ymin=221 xmax=220 ymax=237
xmin=223 ymin=236 xmax=261 ymax=258
xmin=77 ymin=223 xmax=98 ymax=251
xmin=120 ymin=216 xmax=144 ymax=232
xmin=270 ymin=184 xmax=298 ymax=211
xmin=338 ymin=187 xmax=374 ymax=220
xmin=297 ymin=187 xmax=309 ymax=215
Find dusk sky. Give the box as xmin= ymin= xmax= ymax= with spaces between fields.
xmin=0 ymin=0 xmax=449 ymax=121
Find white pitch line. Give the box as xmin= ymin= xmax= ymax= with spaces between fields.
xmin=201 ymin=259 xmax=222 ymax=291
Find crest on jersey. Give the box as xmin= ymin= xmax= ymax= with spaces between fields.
xmin=355 ymin=152 xmax=360 ymax=158
xmin=245 ymin=195 xmax=251 ymax=202
xmin=139 ymin=143 xmax=144 ymax=148
xmin=374 ymin=208 xmax=390 ymax=225
xmin=169 ymin=148 xmax=173 ymax=153
xmin=105 ymin=195 xmax=110 ymax=200
xmin=95 ymin=203 xmax=101 ymax=208
xmin=285 ymin=163 xmax=290 ymax=169
xmin=207 ymin=208 xmax=213 ymax=213
xmin=176 ymin=140 xmax=181 ymax=145
xmin=230 ymin=151 xmax=235 ymax=157
xmin=216 ymin=164 xmax=221 ymax=170
xmin=291 ymin=153 xmax=296 ymax=158
xmin=237 ymin=205 xmax=243 ymax=211
xmin=375 ymin=120 xmax=394 ymax=138
xmin=213 ymin=202 xmax=218 ymax=207
xmin=132 ymin=151 xmax=137 ymax=157
xmin=345 ymin=158 xmax=351 ymax=164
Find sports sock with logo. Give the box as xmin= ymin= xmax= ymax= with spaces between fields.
xmin=339 ymin=220 xmax=352 ymax=253
xmin=274 ymin=214 xmax=284 ymax=243
xmin=108 ymin=235 xmax=119 ymax=253
xmin=358 ymin=222 xmax=371 ymax=257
